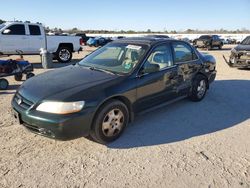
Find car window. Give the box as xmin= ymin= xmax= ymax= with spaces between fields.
xmin=143 ymin=44 xmax=173 ymax=70
xmin=3 ymin=24 xmax=25 ymax=35
xmin=200 ymin=35 xmax=210 ymax=40
xmin=172 ymin=42 xmax=197 ymax=63
xmin=241 ymin=36 xmax=250 ymax=45
xmin=213 ymin=35 xmax=219 ymax=40
xmin=29 ymin=25 xmax=41 ymax=35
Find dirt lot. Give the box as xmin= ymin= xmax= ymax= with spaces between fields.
xmin=0 ymin=45 xmax=250 ymax=188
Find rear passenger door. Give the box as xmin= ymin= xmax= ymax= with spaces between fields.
xmin=135 ymin=43 xmax=181 ymax=112
xmin=171 ymin=41 xmax=200 ymax=95
xmin=27 ymin=24 xmax=45 ymax=53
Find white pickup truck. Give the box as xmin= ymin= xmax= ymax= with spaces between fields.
xmin=0 ymin=22 xmax=82 ymax=62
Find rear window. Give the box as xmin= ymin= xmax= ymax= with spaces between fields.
xmin=199 ymin=35 xmax=211 ymax=39
xmin=29 ymin=25 xmax=41 ymax=35
xmin=241 ymin=36 xmax=250 ymax=45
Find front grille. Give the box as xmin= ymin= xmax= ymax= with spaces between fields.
xmin=14 ymin=93 xmax=34 ymax=110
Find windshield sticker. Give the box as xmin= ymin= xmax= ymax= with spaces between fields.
xmin=126 ymin=45 xmax=142 ymax=50
xmin=124 ymin=63 xmax=132 ymax=70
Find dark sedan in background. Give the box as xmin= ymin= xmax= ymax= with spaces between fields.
xmin=12 ymin=37 xmax=216 ymax=144
xmin=193 ymin=35 xmax=223 ymax=50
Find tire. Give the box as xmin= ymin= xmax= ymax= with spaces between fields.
xmin=0 ymin=79 xmax=9 ymax=90
xmin=14 ymin=73 xmax=23 ymax=81
xmin=218 ymin=43 xmax=223 ymax=50
xmin=90 ymin=100 xmax=129 ymax=144
xmin=207 ymin=45 xmax=212 ymax=50
xmin=26 ymin=73 xmax=35 ymax=80
xmin=56 ymin=46 xmax=72 ymax=63
xmin=189 ymin=75 xmax=208 ymax=102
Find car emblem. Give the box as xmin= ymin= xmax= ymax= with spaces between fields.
xmin=17 ymin=98 xmax=22 ymax=105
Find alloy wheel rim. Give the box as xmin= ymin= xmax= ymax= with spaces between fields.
xmin=59 ymin=49 xmax=70 ymax=61
xmin=102 ymin=109 xmax=124 ymax=137
xmin=197 ymin=80 xmax=206 ymax=98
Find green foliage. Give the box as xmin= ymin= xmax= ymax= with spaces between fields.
xmin=0 ymin=19 xmax=5 ymax=24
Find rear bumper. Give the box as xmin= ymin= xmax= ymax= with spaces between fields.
xmin=11 ymin=98 xmax=95 ymax=140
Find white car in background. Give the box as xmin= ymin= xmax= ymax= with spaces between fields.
xmin=0 ymin=22 xmax=82 ymax=62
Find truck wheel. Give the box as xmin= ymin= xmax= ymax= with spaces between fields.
xmin=189 ymin=75 xmax=208 ymax=102
xmin=207 ymin=45 xmax=212 ymax=50
xmin=56 ymin=47 xmax=72 ymax=63
xmin=0 ymin=79 xmax=9 ymax=90
xmin=90 ymin=100 xmax=129 ymax=144
xmin=14 ymin=73 xmax=23 ymax=81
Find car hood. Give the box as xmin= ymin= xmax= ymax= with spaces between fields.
xmin=18 ymin=65 xmax=118 ymax=103
xmin=235 ymin=44 xmax=250 ymax=51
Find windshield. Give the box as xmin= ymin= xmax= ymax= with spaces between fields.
xmin=79 ymin=43 xmax=149 ymax=74
xmin=0 ymin=24 xmax=6 ymax=30
xmin=241 ymin=36 xmax=250 ymax=45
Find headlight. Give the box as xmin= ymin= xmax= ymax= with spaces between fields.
xmin=36 ymin=101 xmax=85 ymax=114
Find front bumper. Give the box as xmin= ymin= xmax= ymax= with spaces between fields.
xmin=229 ymin=57 xmax=250 ymax=68
xmin=208 ymin=70 xmax=216 ymax=84
xmin=11 ymin=97 xmax=95 ymax=140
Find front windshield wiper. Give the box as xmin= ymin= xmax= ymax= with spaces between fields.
xmin=88 ymin=66 xmax=116 ymax=75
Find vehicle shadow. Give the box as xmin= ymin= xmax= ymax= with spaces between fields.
xmin=108 ymin=80 xmax=250 ymax=149
xmin=0 ymin=84 xmax=20 ymax=95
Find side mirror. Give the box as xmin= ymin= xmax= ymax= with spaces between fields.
xmin=3 ymin=29 xmax=11 ymax=34
xmin=141 ymin=63 xmax=160 ymax=74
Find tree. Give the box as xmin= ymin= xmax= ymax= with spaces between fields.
xmin=0 ymin=19 xmax=5 ymax=24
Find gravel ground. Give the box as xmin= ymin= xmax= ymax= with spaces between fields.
xmin=0 ymin=45 xmax=249 ymax=188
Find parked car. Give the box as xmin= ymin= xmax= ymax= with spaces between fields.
xmin=180 ymin=37 xmax=191 ymax=43
xmin=0 ymin=22 xmax=82 ymax=63
xmin=87 ymin=37 xmax=112 ymax=47
xmin=193 ymin=35 xmax=223 ymax=50
xmin=74 ymin=33 xmax=90 ymax=45
xmin=146 ymin=35 xmax=169 ymax=38
xmin=223 ymin=36 xmax=250 ymax=68
xmin=12 ymin=37 xmax=216 ymax=144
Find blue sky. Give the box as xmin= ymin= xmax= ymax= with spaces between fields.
xmin=1 ymin=0 xmax=250 ymax=31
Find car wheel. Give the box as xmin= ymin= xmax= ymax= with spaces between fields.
xmin=0 ymin=79 xmax=9 ymax=90
xmin=56 ymin=47 xmax=72 ymax=63
xmin=26 ymin=73 xmax=35 ymax=80
xmin=189 ymin=75 xmax=208 ymax=102
xmin=90 ymin=100 xmax=129 ymax=144
xmin=207 ymin=45 xmax=212 ymax=50
xmin=218 ymin=44 xmax=222 ymax=50
xmin=14 ymin=73 xmax=23 ymax=81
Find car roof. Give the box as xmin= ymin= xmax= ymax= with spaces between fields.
xmin=112 ymin=37 xmax=177 ymax=45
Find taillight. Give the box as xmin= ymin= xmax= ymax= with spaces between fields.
xmin=80 ymin=38 xmax=83 ymax=46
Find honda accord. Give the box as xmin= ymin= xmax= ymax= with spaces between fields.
xmin=12 ymin=37 xmax=216 ymax=144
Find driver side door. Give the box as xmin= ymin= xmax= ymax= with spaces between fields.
xmin=1 ymin=24 xmax=29 ymax=54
